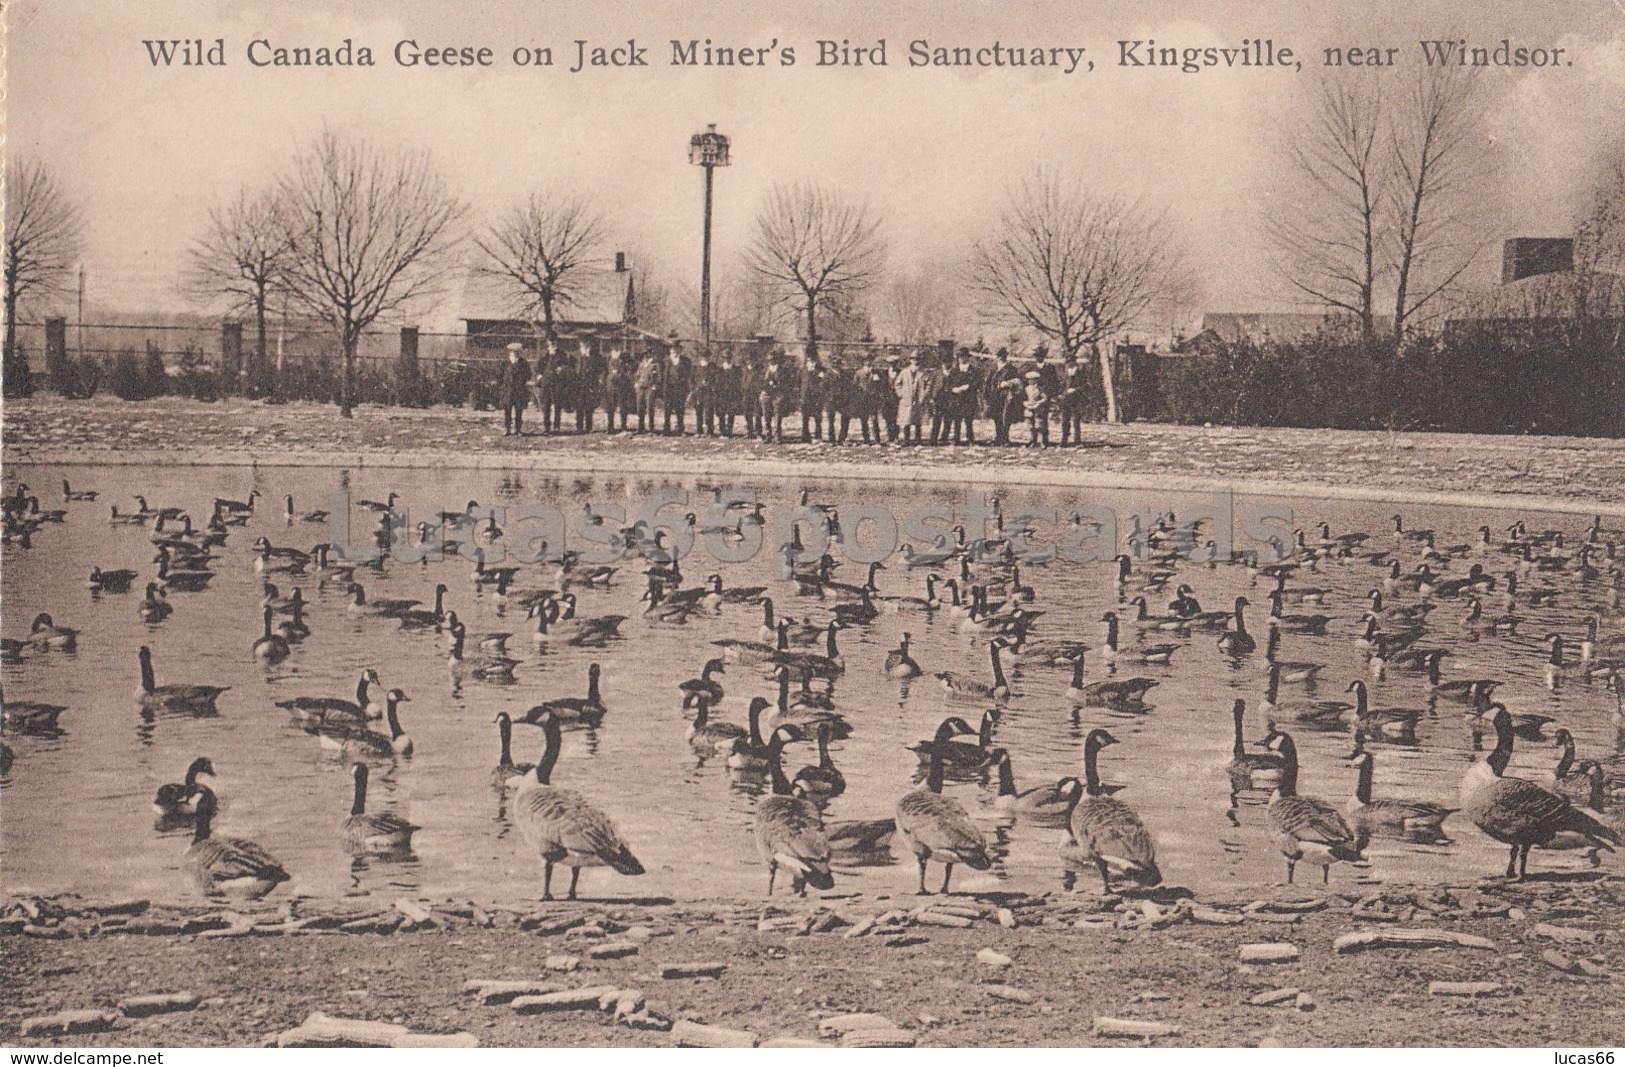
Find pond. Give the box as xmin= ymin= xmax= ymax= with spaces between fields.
xmin=2 ymin=462 xmax=1619 ymax=906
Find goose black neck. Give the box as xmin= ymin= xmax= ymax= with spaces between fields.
xmin=924 ymin=751 xmax=946 ymax=794
xmin=585 ymin=666 xmax=601 ymax=703
xmin=777 ymin=669 xmax=791 ymax=712
xmin=1083 ymin=734 xmax=1106 ymax=797
xmin=762 ymin=599 xmax=775 ymax=627
xmin=351 ymin=765 xmax=369 ymax=816
xmin=1487 ymin=714 xmax=1513 ymax=775
xmin=261 ymin=606 xmax=275 ymax=640
xmin=766 ymin=742 xmax=793 ymax=796
xmin=1070 ymin=656 xmax=1085 ymax=689
xmin=1274 ymin=734 xmax=1299 ymax=797
xmin=385 ymin=697 xmax=405 ymax=740
xmin=1555 ymin=733 xmax=1575 ymax=778
xmin=533 ymin=718 xmax=561 ymax=785
xmin=989 ymin=643 xmax=1006 ymax=686
xmin=1354 ymin=755 xmax=1373 ymax=806
xmin=979 ymin=712 xmax=996 ymax=746
xmin=816 ymin=724 xmax=832 ymax=767
xmin=1231 ymin=700 xmax=1247 ymax=758
xmin=748 ymin=700 xmax=766 ymax=747
xmin=995 ymin=753 xmax=1016 ymax=797
xmin=1350 ymin=682 xmax=1368 ymax=715
xmin=192 ymin=792 xmax=215 ymax=843
xmin=497 ymin=715 xmax=513 ymax=764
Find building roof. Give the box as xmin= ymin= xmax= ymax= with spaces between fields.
xmin=454 ymin=261 xmax=635 ymax=326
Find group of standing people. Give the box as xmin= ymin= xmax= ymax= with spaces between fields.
xmin=497 ymin=338 xmax=1100 ymax=447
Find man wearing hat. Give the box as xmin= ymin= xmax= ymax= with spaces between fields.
xmin=942 ymin=347 xmax=981 ymax=445
xmin=983 ymin=347 xmax=1023 ymax=446
xmin=1031 ymin=344 xmax=1060 ymax=447
xmin=498 ymin=342 xmax=533 ymax=436
xmin=893 ymin=349 xmax=928 ymax=445
xmin=1058 ymin=346 xmax=1091 ymax=446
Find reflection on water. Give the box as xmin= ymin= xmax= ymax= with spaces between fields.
xmin=2 ymin=463 xmax=1620 ymax=907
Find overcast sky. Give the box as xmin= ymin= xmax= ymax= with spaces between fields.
xmin=9 ymin=0 xmax=1625 ymax=333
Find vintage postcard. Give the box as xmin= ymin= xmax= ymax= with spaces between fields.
xmin=3 ymin=0 xmax=1623 ymax=1051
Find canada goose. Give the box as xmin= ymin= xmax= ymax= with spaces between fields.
xmin=1125 ymin=596 xmax=1190 ymax=632
xmin=1201 ymin=598 xmax=1252 ymax=656
xmin=275 ymin=599 xmax=311 ymax=645
xmin=276 ymin=668 xmax=383 ymax=728
xmin=1344 ymin=681 xmax=1423 ymax=741
xmin=439 ymin=611 xmax=511 ymax=655
xmin=984 ymin=748 xmax=1073 ymax=827
xmin=1101 ymin=611 xmax=1179 ymax=665
xmin=724 ymin=697 xmax=776 ymax=771
xmin=511 ymin=709 xmax=644 ymax=900
xmin=712 ymin=626 xmax=785 ymax=666
xmin=1464 ymin=695 xmax=1553 ymax=744
xmin=1057 ymin=729 xmax=1162 ymax=894
xmin=252 ymin=537 xmax=311 ymax=575
xmin=777 ymin=613 xmax=827 ymax=647
xmin=884 ymin=633 xmax=923 ymax=679
xmin=285 ymin=494 xmax=329 ymax=523
xmin=767 ymin=667 xmax=852 ymax=740
xmin=87 ymin=567 xmax=138 ymax=593
xmin=347 ymin=582 xmax=421 ymax=618
xmin=908 ymin=711 xmax=998 ymax=772
xmin=1462 ymin=597 xmax=1521 ymax=636
xmin=1344 ymin=740 xmax=1455 ymax=841
xmin=1365 ymin=589 xmax=1434 ymax=624
xmin=641 ymin=582 xmax=696 ymax=624
xmin=185 ymin=787 xmax=289 ymax=900
xmin=935 ymin=639 xmax=1010 ymax=702
xmin=1392 ymin=514 xmax=1434 ymax=545
xmin=448 ymin=622 xmax=519 ymax=682
xmin=473 ymin=713 xmax=529 ymax=798
xmin=1550 ymin=729 xmax=1595 ymax=805
xmin=23 ymin=613 xmax=77 ymax=653
xmin=153 ymin=757 xmax=218 ymax=828
xmin=792 ymin=721 xmax=846 ymax=800
xmin=1460 ymin=703 xmax=1619 ymax=880
xmin=62 ymin=479 xmax=97 ymax=502
xmin=1424 ymin=653 xmax=1498 ymax=704
xmin=356 ymin=491 xmax=399 ymax=514
xmin=683 ymin=693 xmax=749 ymax=758
xmin=771 ymin=620 xmax=845 ymax=679
xmin=331 ymin=689 xmax=414 ymax=761
xmin=1263 ymin=629 xmax=1323 ymax=685
xmin=882 ymin=573 xmax=941 ymax=613
xmin=1544 ymin=633 xmax=1568 ymax=690
xmin=1257 ymin=726 xmax=1364 ymax=884
xmin=138 ymin=646 xmax=227 ymax=716
xmin=770 ymin=663 xmax=837 ymax=712
xmin=109 ymin=505 xmax=148 ymax=526
xmin=521 ymin=663 xmax=606 ymax=727
xmin=1062 ymin=651 xmax=1159 ymax=710
xmin=251 ymin=606 xmax=291 ymax=664
xmin=213 ymin=491 xmax=260 ymax=516
xmin=1 ymin=685 xmax=67 ymax=735
xmin=896 ymin=746 xmax=993 ymax=894
xmin=342 ymin=763 xmax=418 ymax=853
xmin=394 ymin=584 xmax=452 ymax=631
xmin=1265 ymin=590 xmax=1329 ymax=636
xmin=755 ymin=724 xmax=836 ymax=896
xmin=678 ymin=657 xmax=727 ymax=704
xmin=1226 ymin=699 xmax=1284 ymax=792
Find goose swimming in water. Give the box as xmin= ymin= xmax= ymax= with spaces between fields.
xmin=153 ymin=757 xmax=218 ymax=829
xmin=1344 ymin=737 xmax=1455 ymax=842
xmin=1460 ymin=703 xmax=1619 ymax=880
xmin=521 ymin=663 xmax=607 ymax=728
xmin=138 ymin=646 xmax=227 ymax=716
xmin=511 ymin=709 xmax=645 ymax=900
xmin=1226 ymin=699 xmax=1284 ymax=794
xmin=984 ymin=748 xmax=1073 ymax=827
xmin=678 ymin=658 xmax=727 ymax=704
xmin=791 ymin=721 xmax=846 ymax=800
xmin=276 ymin=668 xmax=383 ymax=728
xmin=1063 ymin=652 xmax=1159 ymax=710
xmin=935 ymin=639 xmax=1011 ymax=701
xmin=252 ymin=606 xmax=291 ymax=664
xmin=491 ymin=712 xmax=536 ymax=791
xmin=325 ymin=689 xmax=413 ymax=761
xmin=683 ymin=693 xmax=749 ymax=758
xmin=341 ymin=762 xmax=419 ymax=853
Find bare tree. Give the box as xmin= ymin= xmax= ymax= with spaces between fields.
xmin=746 ymin=182 xmax=885 ymax=356
xmin=878 ymin=267 xmax=963 ymax=344
xmin=475 ymin=193 xmax=606 ymax=340
xmin=185 ymin=188 xmax=293 ymax=395
xmin=971 ymin=172 xmax=1188 ymax=422
xmin=1388 ymin=69 xmax=1491 ymax=340
xmin=1271 ymin=70 xmax=1491 ymax=344
xmin=1268 ymin=77 xmax=1388 ymax=336
xmin=3 ymin=158 xmax=84 ymax=396
xmin=279 ymin=130 xmax=465 ymax=417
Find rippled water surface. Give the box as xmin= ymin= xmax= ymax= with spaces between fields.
xmin=3 ymin=463 xmax=1620 ymax=906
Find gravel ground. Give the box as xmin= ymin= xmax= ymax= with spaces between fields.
xmin=5 ymin=396 xmax=1624 ymax=507
xmin=3 ymin=877 xmax=1621 ymax=1048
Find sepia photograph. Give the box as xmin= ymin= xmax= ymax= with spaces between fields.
xmin=2 ymin=0 xmax=1623 ymax=1051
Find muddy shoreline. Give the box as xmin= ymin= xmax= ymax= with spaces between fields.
xmin=4 ymin=876 xmax=1621 ymax=1047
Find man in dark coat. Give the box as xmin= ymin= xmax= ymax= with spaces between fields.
xmin=941 ymin=348 xmax=981 ymax=445
xmin=660 ymin=341 xmax=693 ymax=435
xmin=498 ymin=342 xmax=532 ymax=436
xmin=1058 ymin=347 xmax=1091 ymax=446
xmin=799 ymin=355 xmax=828 ymax=442
xmin=1032 ymin=344 xmax=1062 ymax=447
xmin=690 ymin=352 xmax=716 ymax=436
xmin=573 ymin=340 xmax=604 ymax=433
xmin=983 ymin=348 xmax=1024 ymax=445
xmin=714 ymin=349 xmax=741 ymax=437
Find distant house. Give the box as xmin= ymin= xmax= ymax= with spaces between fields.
xmin=457 ymin=260 xmax=661 ymax=354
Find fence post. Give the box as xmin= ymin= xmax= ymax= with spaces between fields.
xmin=397 ymin=326 xmax=420 ymax=405
xmin=44 ymin=317 xmax=69 ymax=394
xmin=221 ymin=321 xmax=243 ymax=394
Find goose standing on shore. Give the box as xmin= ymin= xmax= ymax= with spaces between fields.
xmin=185 ymin=787 xmax=290 ymax=900
xmin=756 ymin=724 xmax=836 ymax=896
xmin=1460 ymin=703 xmax=1620 ymax=880
xmin=511 ymin=709 xmax=645 ymax=900
xmin=895 ymin=747 xmax=993 ymax=895
xmin=1058 ymin=729 xmax=1162 ymax=894
xmin=1257 ymin=726 xmax=1364 ymax=884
